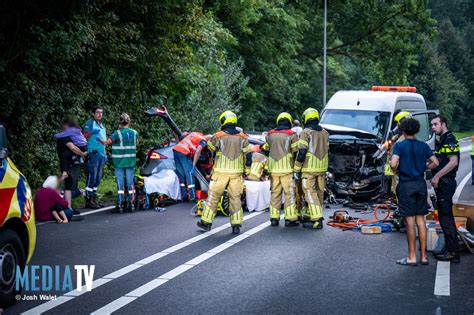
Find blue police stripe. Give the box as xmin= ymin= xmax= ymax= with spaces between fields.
xmin=16 ymin=175 xmax=27 ymax=216
xmin=0 ymin=159 xmax=6 ymax=182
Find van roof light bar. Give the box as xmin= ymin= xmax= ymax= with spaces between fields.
xmin=371 ymin=86 xmax=416 ymax=92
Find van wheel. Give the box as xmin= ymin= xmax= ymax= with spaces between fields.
xmin=0 ymin=229 xmax=26 ymax=308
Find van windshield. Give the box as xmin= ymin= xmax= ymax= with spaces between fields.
xmin=320 ymin=109 xmax=390 ymax=138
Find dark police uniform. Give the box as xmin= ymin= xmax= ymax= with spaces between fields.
xmin=433 ymin=131 xmax=460 ymax=254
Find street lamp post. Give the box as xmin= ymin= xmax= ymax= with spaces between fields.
xmin=323 ymin=0 xmax=327 ymax=106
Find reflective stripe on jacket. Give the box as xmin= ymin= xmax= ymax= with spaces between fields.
xmin=173 ymin=132 xmax=206 ymax=156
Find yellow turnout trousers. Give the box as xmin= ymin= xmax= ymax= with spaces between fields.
xmin=269 ymin=174 xmax=297 ymax=221
xmin=301 ymin=173 xmax=325 ymax=221
xmin=201 ymin=173 xmax=244 ymax=226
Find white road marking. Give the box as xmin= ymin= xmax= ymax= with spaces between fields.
xmin=65 ymin=278 xmax=112 ymax=297
xmin=81 ymin=206 xmax=116 ymax=216
xmin=434 ymin=261 xmax=450 ymax=296
xmin=91 ymin=215 xmax=283 ymax=315
xmin=91 ymin=297 xmax=136 ymax=314
xmin=127 ymin=279 xmax=168 ymax=297
xmin=460 ymin=145 xmax=471 ymax=153
xmin=102 ymin=264 xmax=143 ymax=279
xmin=35 ymin=206 xmax=116 ymax=226
xmin=19 ymin=296 xmax=75 ymax=314
xmin=22 ymin=211 xmax=263 ymax=315
xmin=453 ymin=172 xmax=471 ymax=203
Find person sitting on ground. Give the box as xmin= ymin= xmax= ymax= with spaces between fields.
xmin=34 ymin=175 xmax=84 ymax=223
xmin=390 ymin=117 xmax=439 ymax=266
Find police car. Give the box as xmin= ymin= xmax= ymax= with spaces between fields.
xmin=0 ymin=125 xmax=36 ymax=307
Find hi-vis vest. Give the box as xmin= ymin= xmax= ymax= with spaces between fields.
xmin=263 ymin=129 xmax=299 ymax=174
xmin=294 ymin=128 xmax=329 ymax=173
xmin=471 ymin=135 xmax=474 ymax=156
xmin=384 ymin=134 xmax=404 ymax=176
xmin=246 ymin=152 xmax=268 ymax=181
xmin=173 ymin=132 xmax=206 ymax=156
xmin=111 ymin=128 xmax=138 ymax=168
xmin=207 ymin=131 xmax=249 ymax=174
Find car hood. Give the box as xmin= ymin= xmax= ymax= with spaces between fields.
xmin=320 ymin=124 xmax=380 ymax=140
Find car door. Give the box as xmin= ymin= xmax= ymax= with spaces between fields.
xmin=410 ymin=110 xmax=439 ymax=149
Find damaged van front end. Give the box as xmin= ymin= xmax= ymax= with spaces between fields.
xmin=322 ymin=124 xmax=388 ymax=199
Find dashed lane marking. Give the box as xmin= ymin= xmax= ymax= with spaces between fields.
xmin=90 ymin=215 xmax=283 ymax=315
xmin=21 ymin=211 xmax=264 ymax=314
xmin=434 ymin=261 xmax=450 ymax=296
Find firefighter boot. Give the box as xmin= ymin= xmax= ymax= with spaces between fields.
xmin=270 ymin=219 xmax=279 ymax=226
xmin=197 ymin=220 xmax=212 ymax=231
xmin=285 ymin=220 xmax=299 ymax=227
xmin=232 ymin=225 xmax=241 ymax=234
xmin=303 ymin=218 xmax=324 ymax=229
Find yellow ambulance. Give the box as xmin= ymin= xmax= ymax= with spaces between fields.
xmin=0 ymin=125 xmax=36 ymax=306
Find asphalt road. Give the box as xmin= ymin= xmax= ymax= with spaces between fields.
xmin=5 ymin=139 xmax=474 ymax=315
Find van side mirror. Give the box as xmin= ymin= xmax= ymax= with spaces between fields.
xmin=0 ymin=125 xmax=7 ymax=159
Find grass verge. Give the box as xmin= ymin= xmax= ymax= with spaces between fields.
xmin=453 ymin=131 xmax=473 ymax=140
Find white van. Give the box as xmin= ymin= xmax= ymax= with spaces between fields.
xmin=319 ymin=86 xmax=437 ymax=199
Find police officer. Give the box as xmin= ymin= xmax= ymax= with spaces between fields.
xmin=294 ymin=108 xmax=329 ymax=229
xmin=431 ymin=115 xmax=460 ymax=262
xmin=197 ymin=111 xmax=249 ymax=234
xmin=263 ymin=112 xmax=299 ymax=227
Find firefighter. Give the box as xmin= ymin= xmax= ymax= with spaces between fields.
xmin=385 ymin=111 xmax=411 ymax=194
xmin=173 ymin=131 xmax=208 ymax=201
xmin=263 ymin=112 xmax=299 ymax=227
xmin=294 ymin=108 xmax=329 ymax=229
xmin=197 ymin=111 xmax=249 ymax=234
xmin=245 ymin=145 xmax=268 ymax=181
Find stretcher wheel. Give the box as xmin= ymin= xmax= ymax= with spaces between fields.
xmin=217 ymin=191 xmax=230 ymax=216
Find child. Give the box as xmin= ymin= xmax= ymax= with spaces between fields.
xmin=54 ymin=126 xmax=87 ymax=148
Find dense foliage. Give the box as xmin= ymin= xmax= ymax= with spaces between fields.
xmin=0 ymin=0 xmax=472 ymax=187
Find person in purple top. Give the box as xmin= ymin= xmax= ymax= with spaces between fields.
xmin=54 ymin=126 xmax=88 ymax=148
xmin=55 ymin=117 xmax=88 ymax=210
